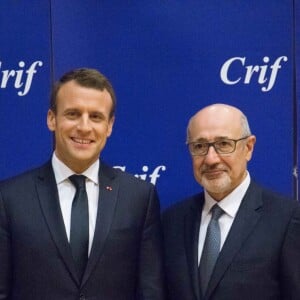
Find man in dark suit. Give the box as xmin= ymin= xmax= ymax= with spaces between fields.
xmin=162 ymin=103 xmax=300 ymax=300
xmin=0 ymin=68 xmax=165 ymax=300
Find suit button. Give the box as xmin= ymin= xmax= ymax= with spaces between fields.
xmin=79 ymin=294 xmax=85 ymax=300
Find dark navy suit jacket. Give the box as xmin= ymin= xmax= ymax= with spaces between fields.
xmin=162 ymin=181 xmax=300 ymax=300
xmin=0 ymin=161 xmax=166 ymax=300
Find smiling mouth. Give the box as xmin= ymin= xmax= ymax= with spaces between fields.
xmin=71 ymin=137 xmax=93 ymax=144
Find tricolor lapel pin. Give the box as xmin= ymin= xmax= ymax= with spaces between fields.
xmin=106 ymin=186 xmax=113 ymax=191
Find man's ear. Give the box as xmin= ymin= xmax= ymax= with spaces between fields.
xmin=245 ymin=135 xmax=256 ymax=162
xmin=107 ymin=116 xmax=115 ymax=137
xmin=47 ymin=109 xmax=56 ymax=132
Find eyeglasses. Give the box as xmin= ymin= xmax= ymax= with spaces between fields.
xmin=187 ymin=136 xmax=249 ymax=156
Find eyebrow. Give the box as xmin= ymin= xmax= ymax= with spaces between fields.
xmin=63 ymin=108 xmax=105 ymax=115
xmin=192 ymin=136 xmax=231 ymax=142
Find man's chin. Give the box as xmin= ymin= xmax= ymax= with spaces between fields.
xmin=202 ymin=178 xmax=231 ymax=195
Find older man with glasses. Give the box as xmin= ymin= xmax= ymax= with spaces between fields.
xmin=162 ymin=103 xmax=300 ymax=300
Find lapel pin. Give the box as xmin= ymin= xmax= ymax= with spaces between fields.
xmin=106 ymin=186 xmax=113 ymax=191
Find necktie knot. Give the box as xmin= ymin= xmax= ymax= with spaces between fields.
xmin=69 ymin=175 xmax=86 ymax=190
xmin=211 ymin=204 xmax=224 ymax=221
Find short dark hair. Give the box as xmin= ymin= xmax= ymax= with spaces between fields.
xmin=50 ymin=68 xmax=116 ymax=118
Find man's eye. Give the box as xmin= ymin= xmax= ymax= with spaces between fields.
xmin=65 ymin=111 xmax=79 ymax=118
xmin=193 ymin=143 xmax=205 ymax=150
xmin=90 ymin=114 xmax=104 ymax=121
xmin=217 ymin=140 xmax=232 ymax=148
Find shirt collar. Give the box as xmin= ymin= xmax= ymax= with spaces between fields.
xmin=51 ymin=152 xmax=99 ymax=185
xmin=203 ymin=172 xmax=251 ymax=218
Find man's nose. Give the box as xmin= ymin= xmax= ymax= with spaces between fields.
xmin=77 ymin=115 xmax=91 ymax=131
xmin=203 ymin=145 xmax=221 ymax=164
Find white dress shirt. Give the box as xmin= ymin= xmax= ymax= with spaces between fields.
xmin=198 ymin=172 xmax=251 ymax=264
xmin=52 ymin=153 xmax=99 ymax=255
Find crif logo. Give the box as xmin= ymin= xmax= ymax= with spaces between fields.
xmin=220 ymin=56 xmax=288 ymax=92
xmin=114 ymin=165 xmax=166 ymax=185
xmin=0 ymin=60 xmax=43 ymax=96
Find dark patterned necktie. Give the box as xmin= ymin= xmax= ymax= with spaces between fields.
xmin=69 ymin=175 xmax=89 ymax=280
xmin=199 ymin=204 xmax=224 ymax=296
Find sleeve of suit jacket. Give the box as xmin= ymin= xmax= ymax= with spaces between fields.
xmin=137 ymin=184 xmax=166 ymax=300
xmin=280 ymin=203 xmax=300 ymax=299
xmin=0 ymin=188 xmax=11 ymax=300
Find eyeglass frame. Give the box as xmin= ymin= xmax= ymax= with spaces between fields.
xmin=186 ymin=136 xmax=250 ymax=156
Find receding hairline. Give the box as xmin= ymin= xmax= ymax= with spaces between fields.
xmin=186 ymin=103 xmax=252 ymax=142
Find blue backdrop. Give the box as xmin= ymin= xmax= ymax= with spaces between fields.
xmin=0 ymin=0 xmax=298 ymax=209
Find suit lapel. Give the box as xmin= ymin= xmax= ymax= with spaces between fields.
xmin=35 ymin=162 xmax=80 ymax=286
xmin=184 ymin=194 xmax=204 ymax=300
xmin=204 ymin=182 xmax=263 ymax=299
xmin=82 ymin=162 xmax=119 ymax=286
